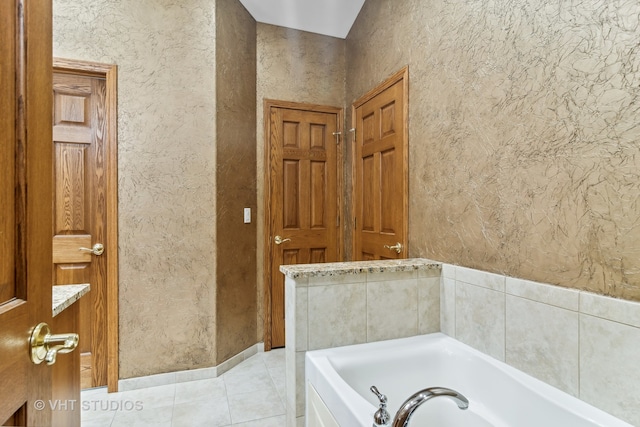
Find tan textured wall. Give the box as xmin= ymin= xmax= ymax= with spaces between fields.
xmin=347 ymin=0 xmax=640 ymax=301
xmin=53 ymin=0 xmax=219 ymax=377
xmin=215 ymin=0 xmax=257 ymax=363
xmin=53 ymin=0 xmax=639 ymax=379
xmin=256 ymin=25 xmax=346 ymax=339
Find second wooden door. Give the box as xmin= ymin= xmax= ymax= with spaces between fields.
xmin=266 ymin=101 xmax=342 ymax=348
xmin=353 ymin=68 xmax=409 ymax=260
xmin=52 ymin=71 xmax=108 ymax=388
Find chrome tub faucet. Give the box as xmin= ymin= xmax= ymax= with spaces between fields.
xmin=370 ymin=385 xmax=469 ymax=427
xmin=393 ymin=387 xmax=469 ymax=427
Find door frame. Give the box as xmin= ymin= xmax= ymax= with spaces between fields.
xmin=262 ymin=99 xmax=344 ymax=350
xmin=351 ymin=66 xmax=409 ymax=259
xmin=53 ymin=58 xmax=119 ymax=392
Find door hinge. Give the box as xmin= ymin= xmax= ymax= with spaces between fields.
xmin=332 ymin=131 xmax=341 ymax=144
xmin=349 ymin=128 xmax=356 ymax=141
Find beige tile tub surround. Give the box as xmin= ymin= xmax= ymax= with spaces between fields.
xmin=442 ymin=265 xmax=640 ymax=426
xmin=281 ymin=258 xmax=442 ymax=427
xmin=284 ymin=261 xmax=639 ymax=426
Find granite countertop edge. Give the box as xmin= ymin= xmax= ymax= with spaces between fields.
xmin=279 ymin=258 xmax=442 ymax=279
xmin=52 ymin=284 xmax=91 ymax=317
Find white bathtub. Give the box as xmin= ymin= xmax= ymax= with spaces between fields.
xmin=305 ymin=333 xmax=633 ymax=427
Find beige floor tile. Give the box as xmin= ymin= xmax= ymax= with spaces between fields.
xmin=171 ymin=399 xmax=231 ymax=427
xmin=81 ymin=347 xmax=286 ymax=427
xmin=227 ymin=387 xmax=286 ymax=424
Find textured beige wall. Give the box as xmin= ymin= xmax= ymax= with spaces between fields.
xmin=52 ymin=0 xmax=640 ymax=379
xmin=53 ymin=0 xmax=219 ymax=377
xmin=347 ymin=0 xmax=640 ymax=301
xmin=215 ymin=0 xmax=257 ymax=363
xmin=255 ymin=24 xmax=346 ymax=339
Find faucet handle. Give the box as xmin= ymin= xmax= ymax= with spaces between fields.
xmin=370 ymin=386 xmax=390 ymax=426
xmin=371 ymin=386 xmax=387 ymax=404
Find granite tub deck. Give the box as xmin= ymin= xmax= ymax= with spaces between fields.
xmin=280 ymin=258 xmax=442 ymax=427
xmin=279 ymin=258 xmax=442 ymax=279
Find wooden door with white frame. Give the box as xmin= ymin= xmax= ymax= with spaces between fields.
xmin=352 ymin=67 xmax=409 ymax=260
xmin=264 ymin=100 xmax=343 ymax=350
xmin=52 ymin=58 xmax=119 ymax=392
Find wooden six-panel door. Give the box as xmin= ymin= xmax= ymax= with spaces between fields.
xmin=353 ymin=68 xmax=408 ymax=260
xmin=52 ymin=72 xmax=108 ymax=389
xmin=266 ymin=101 xmax=342 ymax=349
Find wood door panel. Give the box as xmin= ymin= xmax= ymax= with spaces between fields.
xmin=362 ymin=252 xmax=375 ymax=261
xmin=0 ymin=130 xmax=14 ymax=301
xmin=380 ymin=148 xmax=398 ymax=234
xmin=380 ymin=100 xmax=397 ymax=138
xmin=54 ymin=143 xmax=88 ymax=232
xmin=310 ymin=160 xmax=327 ymax=229
xmin=55 ymin=93 xmax=88 ymax=122
xmin=362 ymin=155 xmax=377 ymax=232
xmin=0 ymin=305 xmax=29 ymax=421
xmin=283 ymin=121 xmax=300 ymax=148
xmin=310 ymin=123 xmax=327 ymax=150
xmin=310 ymin=248 xmax=326 ymax=264
xmin=353 ymin=69 xmax=408 ymax=260
xmin=53 ymin=80 xmax=92 ymax=144
xmin=52 ymin=126 xmax=92 ymax=145
xmin=283 ymin=249 xmax=300 ymax=265
xmin=282 ymin=160 xmax=301 ymax=228
xmin=266 ymin=102 xmax=342 ymax=349
xmin=2 ymin=406 xmax=26 ymax=427
xmin=52 ymin=235 xmax=92 ymax=263
xmin=362 ymin=112 xmax=375 ymax=145
xmin=1 ymin=0 xmax=54 ymax=424
xmin=0 ymin=0 xmax=16 ymax=306
xmin=55 ymin=93 xmax=89 ymax=123
xmin=55 ymin=264 xmax=90 ymax=286
xmin=53 ymin=71 xmax=109 ymax=389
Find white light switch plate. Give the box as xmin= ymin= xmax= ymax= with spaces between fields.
xmin=244 ymin=207 xmax=251 ymax=224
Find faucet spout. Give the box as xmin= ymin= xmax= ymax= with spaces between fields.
xmin=392 ymin=387 xmax=469 ymax=427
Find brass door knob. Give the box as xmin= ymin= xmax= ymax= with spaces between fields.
xmin=79 ymin=243 xmax=104 ymax=256
xmin=274 ymin=235 xmax=291 ymax=245
xmin=30 ymin=323 xmax=79 ymax=365
xmin=384 ymin=242 xmax=403 ymax=254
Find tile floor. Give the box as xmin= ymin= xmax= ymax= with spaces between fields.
xmin=81 ymin=348 xmax=286 ymax=427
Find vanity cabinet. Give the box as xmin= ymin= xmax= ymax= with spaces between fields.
xmin=50 ymin=285 xmax=89 ymax=427
xmin=51 ymin=301 xmax=81 ymax=427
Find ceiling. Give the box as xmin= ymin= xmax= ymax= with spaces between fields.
xmin=238 ymin=0 xmax=366 ymax=39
